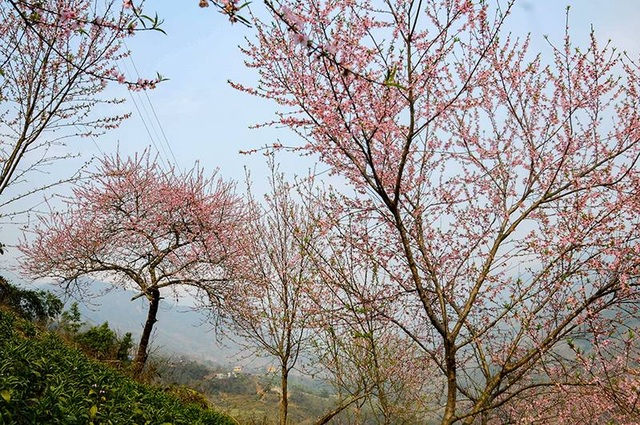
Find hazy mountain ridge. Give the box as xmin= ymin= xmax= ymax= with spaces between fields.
xmin=37 ymin=281 xmax=241 ymax=365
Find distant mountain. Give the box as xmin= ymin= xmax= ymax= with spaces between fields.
xmin=40 ymin=280 xmax=244 ymax=365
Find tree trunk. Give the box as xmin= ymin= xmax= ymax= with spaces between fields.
xmin=133 ymin=287 xmax=160 ymax=377
xmin=442 ymin=341 xmax=457 ymax=425
xmin=279 ymin=365 xmax=289 ymax=425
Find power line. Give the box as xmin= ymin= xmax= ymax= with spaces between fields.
xmin=125 ymin=51 xmax=179 ymax=169
xmin=121 ymin=42 xmax=179 ymax=171
xmin=116 ymin=60 xmax=170 ymax=172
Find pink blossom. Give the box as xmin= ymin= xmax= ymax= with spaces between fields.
xmin=61 ymin=8 xmax=77 ymax=21
xmin=324 ymin=43 xmax=337 ymax=56
xmin=292 ymin=32 xmax=309 ymax=47
xmin=281 ymin=5 xmax=303 ymax=29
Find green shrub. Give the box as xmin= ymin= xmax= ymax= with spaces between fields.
xmin=0 ymin=276 xmax=62 ymax=323
xmin=76 ymin=322 xmax=119 ymax=361
xmin=59 ymin=301 xmax=82 ymax=334
xmin=0 ymin=310 xmax=235 ymax=425
xmin=165 ymin=385 xmax=211 ymax=409
xmin=116 ymin=332 xmax=133 ymax=362
xmin=58 ymin=303 xmax=133 ymax=363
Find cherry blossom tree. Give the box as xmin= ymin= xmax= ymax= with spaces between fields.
xmin=19 ymin=150 xmax=246 ymax=375
xmin=309 ymin=226 xmax=440 ymax=423
xmin=236 ymin=0 xmax=640 ymax=422
xmin=0 ymin=0 xmax=162 ymax=223
xmin=227 ymin=163 xmax=432 ymax=424
xmin=224 ymin=162 xmax=322 ymax=425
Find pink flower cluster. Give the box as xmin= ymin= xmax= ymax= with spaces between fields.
xmin=281 ymin=5 xmax=310 ymax=47
xmin=281 ymin=6 xmax=303 ymax=30
xmin=59 ymin=7 xmax=83 ymax=36
xmin=107 ymin=68 xmax=127 ymax=84
xmin=61 ymin=8 xmax=77 ymax=21
xmin=219 ymin=0 xmax=241 ymax=22
xmin=130 ymin=78 xmax=158 ymax=91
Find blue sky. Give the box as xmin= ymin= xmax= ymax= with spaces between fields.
xmin=111 ymin=0 xmax=640 ymax=181
xmin=1 ymin=0 xmax=639 ymax=276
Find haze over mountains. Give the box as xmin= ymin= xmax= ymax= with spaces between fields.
xmin=39 ymin=281 xmax=243 ymax=366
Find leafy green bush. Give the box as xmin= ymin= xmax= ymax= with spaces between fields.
xmin=56 ymin=302 xmax=133 ymax=363
xmin=0 ymin=310 xmax=235 ymax=425
xmin=116 ymin=332 xmax=133 ymax=362
xmin=0 ymin=276 xmax=62 ymax=323
xmin=76 ymin=322 xmax=119 ymax=360
xmin=75 ymin=322 xmax=133 ymax=362
xmin=59 ymin=301 xmax=83 ymax=334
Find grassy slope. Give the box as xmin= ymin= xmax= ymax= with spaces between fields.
xmin=0 ymin=309 xmax=236 ymax=425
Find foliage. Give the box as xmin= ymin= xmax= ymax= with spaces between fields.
xmin=59 ymin=301 xmax=83 ymax=335
xmin=0 ymin=276 xmax=62 ymax=323
xmin=75 ymin=322 xmax=133 ymax=362
xmin=0 ymin=309 xmax=235 ymax=425
xmin=165 ymin=385 xmax=211 ymax=410
xmin=116 ymin=332 xmax=134 ymax=362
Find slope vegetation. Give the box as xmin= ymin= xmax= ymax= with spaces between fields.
xmin=0 ymin=308 xmax=235 ymax=425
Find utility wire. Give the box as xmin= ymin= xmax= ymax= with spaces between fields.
xmin=122 ymin=42 xmax=179 ymax=171
xmin=116 ymin=60 xmax=169 ymax=172
xmin=125 ymin=51 xmax=179 ymax=170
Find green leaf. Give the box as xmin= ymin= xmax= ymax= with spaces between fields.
xmin=89 ymin=404 xmax=98 ymax=418
xmin=0 ymin=389 xmax=11 ymax=402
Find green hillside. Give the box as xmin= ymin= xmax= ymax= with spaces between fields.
xmin=0 ymin=307 xmax=236 ymax=425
